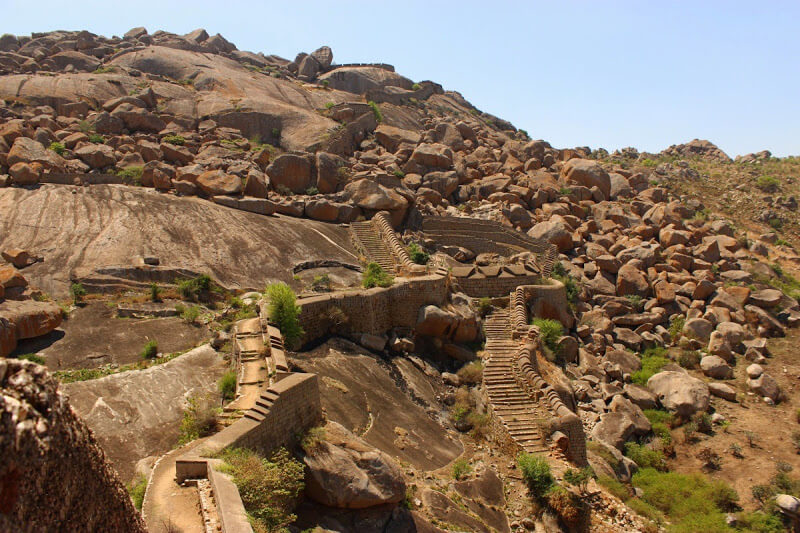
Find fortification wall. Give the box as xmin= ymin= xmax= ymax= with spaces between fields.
xmin=456 ymin=272 xmax=545 ymax=298
xmin=297 ymin=274 xmax=448 ymax=345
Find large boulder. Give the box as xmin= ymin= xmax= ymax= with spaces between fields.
xmin=527 ymin=217 xmax=572 ymax=252
xmin=266 ymin=153 xmax=313 ymax=194
xmin=700 ymin=355 xmax=733 ymax=380
xmin=195 ymin=169 xmax=242 ymax=196
xmin=7 ymin=137 xmax=65 ymax=170
xmin=75 ymin=144 xmax=116 ymax=169
xmin=647 ymin=371 xmax=710 ymax=418
xmin=409 ymin=143 xmax=453 ymax=169
xmin=616 ymin=263 xmax=649 ymax=298
xmin=343 ymin=179 xmax=409 ymax=214
xmin=303 ymin=422 xmax=405 ymax=509
xmin=591 ymin=412 xmax=636 ymax=451
xmin=416 ymin=305 xmax=458 ymax=337
xmin=110 ymin=104 xmax=166 ymax=132
xmin=0 ymin=299 xmax=63 ymax=357
xmin=561 ymin=158 xmax=611 ymax=200
xmin=375 ymin=125 xmax=421 ymax=153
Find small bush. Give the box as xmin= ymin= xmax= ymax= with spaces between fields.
xmin=88 ymin=133 xmax=104 ymax=144
xmin=697 ymin=447 xmax=722 ymax=471
xmin=477 ymin=297 xmax=492 ymax=317
xmin=532 ymin=318 xmax=564 ymax=354
xmin=177 ymin=274 xmax=213 ymax=302
xmin=70 ymin=282 xmax=86 ymax=305
xmin=452 ymin=458 xmax=472 ymax=480
xmin=407 ymin=243 xmax=429 ymax=265
xmin=275 ymin=184 xmax=292 ymax=195
xmin=735 ymin=511 xmax=785 ymax=533
xmin=324 ymin=101 xmax=334 ymax=109
xmin=305 ymin=186 xmax=319 ymax=195
xmin=127 ymin=474 xmax=148 ymax=510
xmin=367 ymin=100 xmax=383 ymax=123
xmin=563 ymin=467 xmax=594 ymax=494
xmin=219 ymin=447 xmax=304 ymax=532
xmin=163 ymin=134 xmax=185 ymax=146
xmin=311 ymin=274 xmax=331 ymax=292
xmin=362 ymin=262 xmax=393 ymax=288
xmin=678 ymin=349 xmax=701 ymax=369
xmin=141 ymin=339 xmax=158 ymax=360
xmin=178 ymin=395 xmax=218 ymax=445
xmin=300 ymin=426 xmax=327 ymax=452
xmin=517 ymin=452 xmax=554 ymax=496
xmin=669 ymin=315 xmax=685 ymax=341
xmin=116 ymin=166 xmax=143 ymax=184
xmin=457 ymin=360 xmax=483 ymax=385
xmin=625 ymin=442 xmax=667 ymax=471
xmin=632 ymin=348 xmax=670 ymax=386
xmin=393 ymin=169 xmax=405 ymax=178
xmin=683 ymin=421 xmax=699 ymax=443
xmin=320 ymin=79 xmax=329 ymax=88
xmin=49 ymin=141 xmax=65 ymax=155
xmin=78 ymin=120 xmax=92 ymax=132
xmin=149 ymin=283 xmax=161 ymax=302
xmin=265 ymin=283 xmax=304 ymax=348
xmin=411 ymin=83 xmax=421 ymax=90
xmin=176 ymin=304 xmax=200 ymax=324
xmin=218 ymin=371 xmax=237 ymax=401
xmin=756 ymin=175 xmax=780 ymax=191
xmin=94 ymin=65 xmax=115 ymax=74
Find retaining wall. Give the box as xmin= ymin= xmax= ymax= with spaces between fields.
xmin=297 ymin=274 xmax=448 ymax=345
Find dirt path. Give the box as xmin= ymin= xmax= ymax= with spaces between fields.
xmin=143 ymin=442 xmax=206 ymax=533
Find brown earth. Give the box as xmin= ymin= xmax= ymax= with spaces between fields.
xmin=12 ymin=300 xmax=209 ymax=369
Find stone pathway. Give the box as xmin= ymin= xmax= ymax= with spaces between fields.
xmin=220 ymin=317 xmax=269 ymax=425
xmin=483 ymin=309 xmax=549 ymax=454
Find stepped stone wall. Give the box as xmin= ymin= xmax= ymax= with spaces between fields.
xmin=0 ymin=360 xmax=147 ymax=533
xmin=297 ymin=274 xmax=448 ymax=345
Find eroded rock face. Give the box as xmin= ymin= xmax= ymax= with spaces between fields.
xmin=0 ymin=298 xmax=63 ymax=357
xmin=561 ymin=158 xmax=611 ymax=199
xmin=304 ymin=421 xmax=406 ymax=509
xmin=0 ymin=360 xmax=147 ymax=532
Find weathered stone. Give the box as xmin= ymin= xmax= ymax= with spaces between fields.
xmin=561 ymin=158 xmax=611 ymax=200
xmin=75 ymin=144 xmax=116 ymax=168
xmin=700 ymin=355 xmax=733 ymax=380
xmin=527 ymin=217 xmax=572 ymax=252
xmin=267 ymin=153 xmax=313 ymax=194
xmin=195 ymin=169 xmax=242 ymax=196
xmin=647 ymin=371 xmax=710 ymax=418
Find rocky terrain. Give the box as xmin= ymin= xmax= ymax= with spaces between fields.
xmin=2 ymin=26 xmax=800 ymax=533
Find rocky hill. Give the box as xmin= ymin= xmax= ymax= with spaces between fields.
xmin=2 ymin=27 xmax=800 ymax=533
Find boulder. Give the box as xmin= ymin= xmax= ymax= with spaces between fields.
xmin=1 ymin=249 xmax=38 ymax=269
xmin=311 ymin=46 xmax=333 ymax=68
xmin=416 ymin=305 xmax=457 ymax=337
xmin=561 ymin=158 xmax=611 ymax=199
xmin=315 ymin=152 xmax=346 ymax=194
xmin=9 ymin=163 xmax=40 ymax=185
xmin=267 ymin=153 xmax=313 ymax=194
xmin=409 ymin=143 xmax=453 ymax=169
xmin=700 ymin=355 xmax=733 ymax=379
xmin=647 ymin=371 xmax=710 ymax=418
xmin=303 ymin=422 xmax=405 ymax=509
xmin=110 ymin=104 xmax=166 ymax=132
xmin=616 ymin=263 xmax=649 ymax=298
xmin=0 ymin=266 xmax=27 ymax=289
xmin=682 ymin=318 xmax=714 ymax=343
xmin=749 ymin=289 xmax=782 ymax=308
xmin=747 ymin=373 xmax=781 ymax=402
xmin=344 ymin=179 xmax=409 ymax=214
xmin=243 ymin=170 xmax=269 ymax=198
xmin=375 ymin=125 xmax=421 ymax=153
xmin=75 ymin=144 xmax=116 ymax=169
xmin=591 ymin=412 xmax=636 ymax=451
xmin=7 ymin=137 xmax=65 ymax=170
xmin=708 ymin=382 xmax=737 ymax=402
xmin=195 ymin=170 xmax=242 ymax=196
xmin=527 ymin=217 xmax=572 ymax=252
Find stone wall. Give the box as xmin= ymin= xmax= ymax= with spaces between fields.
xmin=297 ymin=275 xmax=448 ymax=345
xmin=455 ymin=271 xmax=546 ymax=298
xmin=0 ymin=360 xmax=147 ymax=532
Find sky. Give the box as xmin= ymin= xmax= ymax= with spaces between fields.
xmin=3 ymin=0 xmax=799 ymax=157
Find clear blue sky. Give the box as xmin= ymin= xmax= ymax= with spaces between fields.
xmin=4 ymin=0 xmax=799 ymax=157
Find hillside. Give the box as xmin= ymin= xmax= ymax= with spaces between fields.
xmin=2 ymin=27 xmax=800 ymax=533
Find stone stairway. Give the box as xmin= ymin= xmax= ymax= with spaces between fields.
xmin=350 ymin=220 xmax=396 ymax=273
xmin=484 ymin=309 xmax=549 ymax=454
xmin=220 ymin=316 xmax=270 ymax=425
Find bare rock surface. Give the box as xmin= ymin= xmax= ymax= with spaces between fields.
xmin=0 ymin=184 xmax=358 ymax=296
xmin=62 ymin=344 xmax=225 ymax=481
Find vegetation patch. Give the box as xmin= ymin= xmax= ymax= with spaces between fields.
xmin=532 ymin=318 xmax=564 ymax=355
xmin=407 ymin=242 xmax=429 ymax=265
xmin=177 ymin=395 xmax=219 ymax=445
xmin=127 ymin=474 xmax=148 ymax=510
xmin=218 ymin=370 xmax=237 ymax=402
xmin=265 ymin=283 xmax=304 ymax=348
xmin=218 ymin=447 xmax=304 ymax=533
xmin=632 ymin=347 xmax=670 ymax=385
xmin=362 ymin=262 xmax=393 ymax=288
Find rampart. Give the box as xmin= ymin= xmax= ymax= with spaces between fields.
xmin=297 ymin=274 xmax=448 ymax=345
xmin=451 ymin=264 xmax=544 ymax=298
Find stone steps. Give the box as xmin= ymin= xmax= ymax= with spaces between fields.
xmin=350 ymin=221 xmax=396 ymax=273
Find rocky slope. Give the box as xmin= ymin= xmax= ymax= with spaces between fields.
xmin=2 ymin=26 xmax=800 ymax=532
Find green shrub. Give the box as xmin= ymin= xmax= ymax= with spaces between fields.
xmin=735 ymin=511 xmax=785 ymax=533
xmin=177 ymin=274 xmax=213 ymax=302
xmin=669 ymin=317 xmax=685 ymax=342
xmin=218 ymin=447 xmax=304 ymax=532
xmin=546 ymin=484 xmax=582 ymax=526
xmin=597 ymin=474 xmax=629 ymax=500
xmin=175 ymin=304 xmax=200 ymax=324
xmin=88 ymin=133 xmax=104 ymax=144
xmin=632 ymin=468 xmax=739 ymax=532
xmin=393 ymin=169 xmax=405 ymax=178
xmin=70 ymin=282 xmax=86 ymax=305
xmin=78 ymin=120 xmax=92 ymax=133
xmin=141 ymin=339 xmax=158 ymax=360
xmin=163 ymin=134 xmax=185 ymax=146
xmin=452 ymin=458 xmax=472 ymax=480
xmin=407 ymin=243 xmax=429 ymax=265
xmin=625 ymin=442 xmax=667 ymax=471
xmin=275 ymin=184 xmax=292 ymax=195
xmin=367 ymin=100 xmax=383 ymax=123
xmin=678 ymin=349 xmax=701 ymax=369
xmin=517 ymin=452 xmax=554 ymax=496
xmin=116 ymin=166 xmax=143 ymax=183
xmin=411 ymin=83 xmax=421 ymax=90
xmin=94 ymin=65 xmax=115 ymax=74
xmin=265 ymin=283 xmax=304 ymax=348
xmin=49 ymin=141 xmax=65 ymax=155
xmin=644 ymin=409 xmax=675 ymax=447
xmin=632 ymin=348 xmax=670 ymax=385
xmin=563 ymin=466 xmax=594 ymax=494
xmin=756 ymin=175 xmax=780 ymax=191
xmin=178 ymin=395 xmax=218 ymax=445
xmin=218 ymin=371 xmax=237 ymax=401
xmin=477 ymin=297 xmax=492 ymax=317
xmin=324 ymin=101 xmax=334 ymax=109
xmin=625 ymin=294 xmax=644 ymax=311
xmin=305 ymin=186 xmax=319 ymax=195
xmin=17 ymin=353 xmax=46 ymax=365
xmin=127 ymin=474 xmax=148 ymax=510
xmin=552 ymin=263 xmax=580 ymax=308
xmin=362 ymin=262 xmax=393 ymax=288
xmin=311 ymin=274 xmax=331 ymax=292
xmin=149 ymin=282 xmax=161 ymax=302
xmin=532 ymin=318 xmax=564 ymax=354
xmin=300 ymin=426 xmax=326 ymax=452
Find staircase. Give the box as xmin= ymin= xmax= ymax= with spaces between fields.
xmin=220 ymin=316 xmax=270 ymax=425
xmin=483 ymin=309 xmax=549 ymax=454
xmin=350 ymin=220 xmax=396 ymax=273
